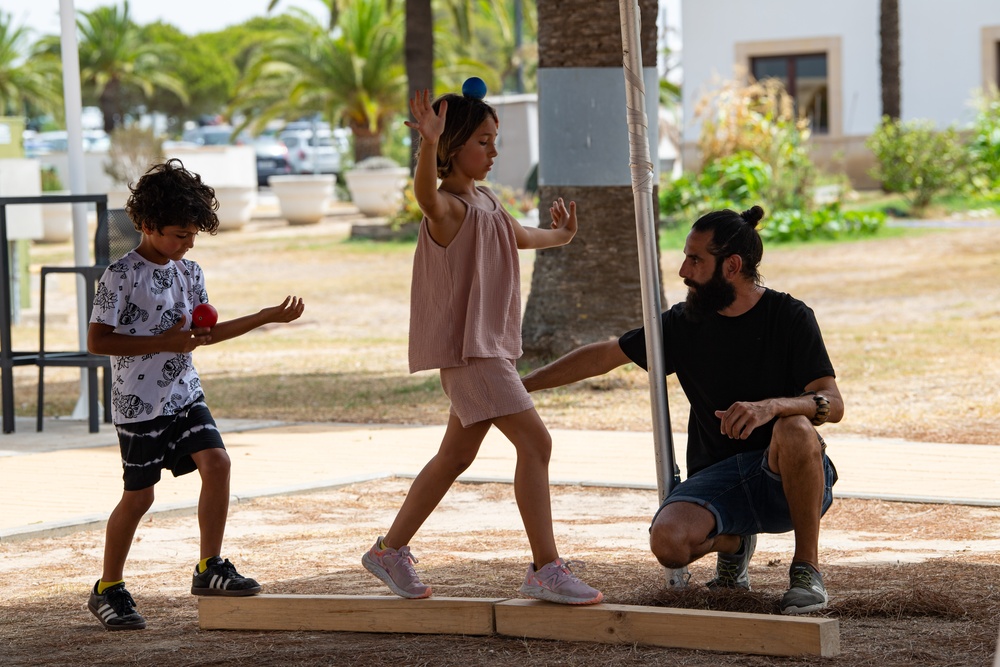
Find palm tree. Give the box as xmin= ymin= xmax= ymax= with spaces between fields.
xmin=0 ymin=12 xmax=62 ymax=120
xmin=406 ymin=0 xmax=434 ymax=171
xmin=479 ymin=0 xmax=537 ymax=92
xmin=234 ymin=1 xmax=406 ymax=162
xmin=267 ymin=0 xmax=348 ymax=32
xmin=37 ymin=1 xmax=186 ymax=133
xmin=880 ymin=0 xmax=900 ymax=120
xmin=431 ymin=0 xmax=536 ymax=94
xmin=521 ymin=0 xmax=660 ymax=362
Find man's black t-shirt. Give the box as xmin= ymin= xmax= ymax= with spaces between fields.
xmin=618 ymin=288 xmax=835 ymax=476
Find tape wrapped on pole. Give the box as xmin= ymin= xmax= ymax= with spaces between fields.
xmin=618 ymin=0 xmax=688 ymax=589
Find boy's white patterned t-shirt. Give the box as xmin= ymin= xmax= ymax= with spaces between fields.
xmin=90 ymin=249 xmax=209 ymax=424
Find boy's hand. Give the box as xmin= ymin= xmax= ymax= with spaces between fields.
xmin=548 ymin=198 xmax=578 ymax=241
xmin=166 ymin=317 xmax=212 ymax=353
xmin=261 ymin=295 xmax=305 ymax=324
xmin=404 ymin=89 xmax=447 ymax=145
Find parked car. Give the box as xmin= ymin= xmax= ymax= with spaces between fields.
xmin=24 ymin=129 xmax=110 ymax=156
xmin=278 ymin=127 xmax=350 ymax=176
xmin=181 ymin=125 xmax=250 ymax=146
xmin=252 ymin=136 xmax=293 ymax=187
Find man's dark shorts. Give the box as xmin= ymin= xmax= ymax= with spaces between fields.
xmin=651 ymin=433 xmax=838 ymax=538
xmin=116 ymin=397 xmax=225 ymax=491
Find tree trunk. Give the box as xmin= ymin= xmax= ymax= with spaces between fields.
xmin=526 ymin=184 xmax=655 ymax=356
xmin=100 ymin=79 xmax=121 ymax=134
xmin=405 ymin=0 xmax=434 ymax=174
xmin=880 ymin=0 xmax=901 ymax=120
xmin=523 ymin=0 xmax=660 ymax=364
xmin=352 ymin=123 xmax=382 ymax=162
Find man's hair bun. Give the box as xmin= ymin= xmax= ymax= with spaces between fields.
xmin=740 ymin=205 xmax=765 ymax=225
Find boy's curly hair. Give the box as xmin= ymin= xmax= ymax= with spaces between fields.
xmin=126 ymin=158 xmax=220 ymax=235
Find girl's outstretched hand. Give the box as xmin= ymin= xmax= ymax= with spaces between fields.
xmin=262 ymin=296 xmax=305 ymax=324
xmin=548 ymin=198 xmax=578 ymax=240
xmin=404 ymin=89 xmax=447 ymax=144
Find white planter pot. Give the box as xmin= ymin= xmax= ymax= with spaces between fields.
xmin=268 ymin=174 xmax=336 ymax=225
xmin=343 ymin=167 xmax=409 ymax=217
xmin=38 ymin=191 xmax=73 ymax=243
xmin=214 ymin=185 xmax=257 ymax=231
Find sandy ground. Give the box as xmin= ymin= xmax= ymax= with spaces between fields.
xmin=2 ymin=478 xmax=999 ymax=666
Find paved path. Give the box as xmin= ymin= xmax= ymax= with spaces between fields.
xmin=2 ymin=417 xmax=999 ymax=541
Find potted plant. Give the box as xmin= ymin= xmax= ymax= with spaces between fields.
xmin=212 ymin=184 xmax=258 ymax=231
xmin=343 ymin=156 xmax=409 ymax=218
xmin=37 ymin=166 xmax=73 ymax=243
xmin=268 ymin=173 xmax=336 ymax=225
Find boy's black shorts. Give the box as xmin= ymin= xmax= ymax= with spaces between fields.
xmin=115 ymin=397 xmax=225 ymax=491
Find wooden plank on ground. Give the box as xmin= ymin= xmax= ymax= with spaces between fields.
xmin=494 ymin=599 xmax=839 ymax=657
xmin=199 ymin=595 xmax=501 ymax=635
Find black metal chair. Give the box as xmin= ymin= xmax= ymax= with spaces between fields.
xmin=36 ymin=208 xmax=141 ymax=432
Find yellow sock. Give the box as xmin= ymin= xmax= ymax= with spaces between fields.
xmin=97 ymin=579 xmax=123 ymax=594
xmin=198 ymin=557 xmax=217 ymax=573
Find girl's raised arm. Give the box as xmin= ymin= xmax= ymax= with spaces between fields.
xmin=405 ymin=90 xmax=459 ymax=227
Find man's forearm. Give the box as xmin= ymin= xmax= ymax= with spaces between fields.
xmin=522 ymin=340 xmax=629 ymax=392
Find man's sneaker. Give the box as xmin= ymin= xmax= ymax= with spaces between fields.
xmin=781 ymin=562 xmax=829 ymax=615
xmin=191 ymin=557 xmax=262 ymax=596
xmin=362 ymin=536 xmax=432 ymax=599
xmin=88 ymin=581 xmax=146 ymax=631
xmin=519 ymin=558 xmax=604 ymax=605
xmin=706 ymin=534 xmax=757 ymax=590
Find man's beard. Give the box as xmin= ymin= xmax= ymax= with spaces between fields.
xmin=684 ymin=263 xmax=737 ymax=322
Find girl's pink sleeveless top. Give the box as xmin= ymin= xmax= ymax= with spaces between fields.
xmin=408 ymin=186 xmax=522 ymax=372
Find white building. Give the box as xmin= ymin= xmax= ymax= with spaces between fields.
xmin=679 ymin=0 xmax=1000 ymax=187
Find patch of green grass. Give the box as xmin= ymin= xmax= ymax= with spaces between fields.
xmin=658 ymin=221 xmax=691 ymax=250
xmin=658 ymin=213 xmax=922 ymax=253
xmin=844 ymin=189 xmax=1000 ymax=218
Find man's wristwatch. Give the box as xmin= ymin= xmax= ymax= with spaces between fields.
xmin=800 ymin=391 xmax=830 ymax=426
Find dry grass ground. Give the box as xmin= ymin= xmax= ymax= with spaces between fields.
xmin=1 ymin=480 xmax=999 ymax=666
xmin=4 ymin=215 xmax=1000 ymax=666
xmin=14 ymin=217 xmax=1000 ymax=446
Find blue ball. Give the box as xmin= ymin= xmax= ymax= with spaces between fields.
xmin=462 ymin=77 xmax=488 ymax=100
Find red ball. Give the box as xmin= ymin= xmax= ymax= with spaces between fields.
xmin=192 ymin=303 xmax=218 ymax=328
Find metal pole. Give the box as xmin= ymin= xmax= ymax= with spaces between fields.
xmin=618 ymin=0 xmax=688 ymax=588
xmin=58 ymin=0 xmax=93 ymax=419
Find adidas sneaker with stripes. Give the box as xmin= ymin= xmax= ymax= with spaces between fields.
xmin=191 ymin=556 xmax=262 ymax=596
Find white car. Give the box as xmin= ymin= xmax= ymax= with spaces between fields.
xmin=278 ymin=128 xmax=350 ymax=175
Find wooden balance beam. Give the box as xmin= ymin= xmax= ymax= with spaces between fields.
xmin=199 ymin=595 xmax=500 ymax=635
xmin=199 ymin=595 xmax=839 ymax=657
xmin=495 ymin=599 xmax=840 ymax=658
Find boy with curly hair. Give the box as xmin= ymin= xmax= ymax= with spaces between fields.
xmin=86 ymin=158 xmax=305 ymax=630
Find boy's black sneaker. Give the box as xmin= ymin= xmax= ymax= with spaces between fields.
xmin=88 ymin=581 xmax=147 ymax=631
xmin=191 ymin=557 xmax=262 ymax=596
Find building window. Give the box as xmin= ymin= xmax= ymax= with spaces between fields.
xmin=750 ymin=53 xmax=829 ymax=134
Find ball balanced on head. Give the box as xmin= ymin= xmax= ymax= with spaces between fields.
xmin=462 ymin=77 xmax=488 ymax=100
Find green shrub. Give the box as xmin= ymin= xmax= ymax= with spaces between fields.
xmin=40 ymin=166 xmax=63 ymax=192
xmin=660 ymin=153 xmax=772 ymax=222
xmin=696 ymin=75 xmax=814 ymax=212
xmin=967 ymin=90 xmax=1000 ymax=197
xmin=759 ymin=205 xmax=886 ymax=243
xmin=866 ymin=116 xmax=968 ymax=213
